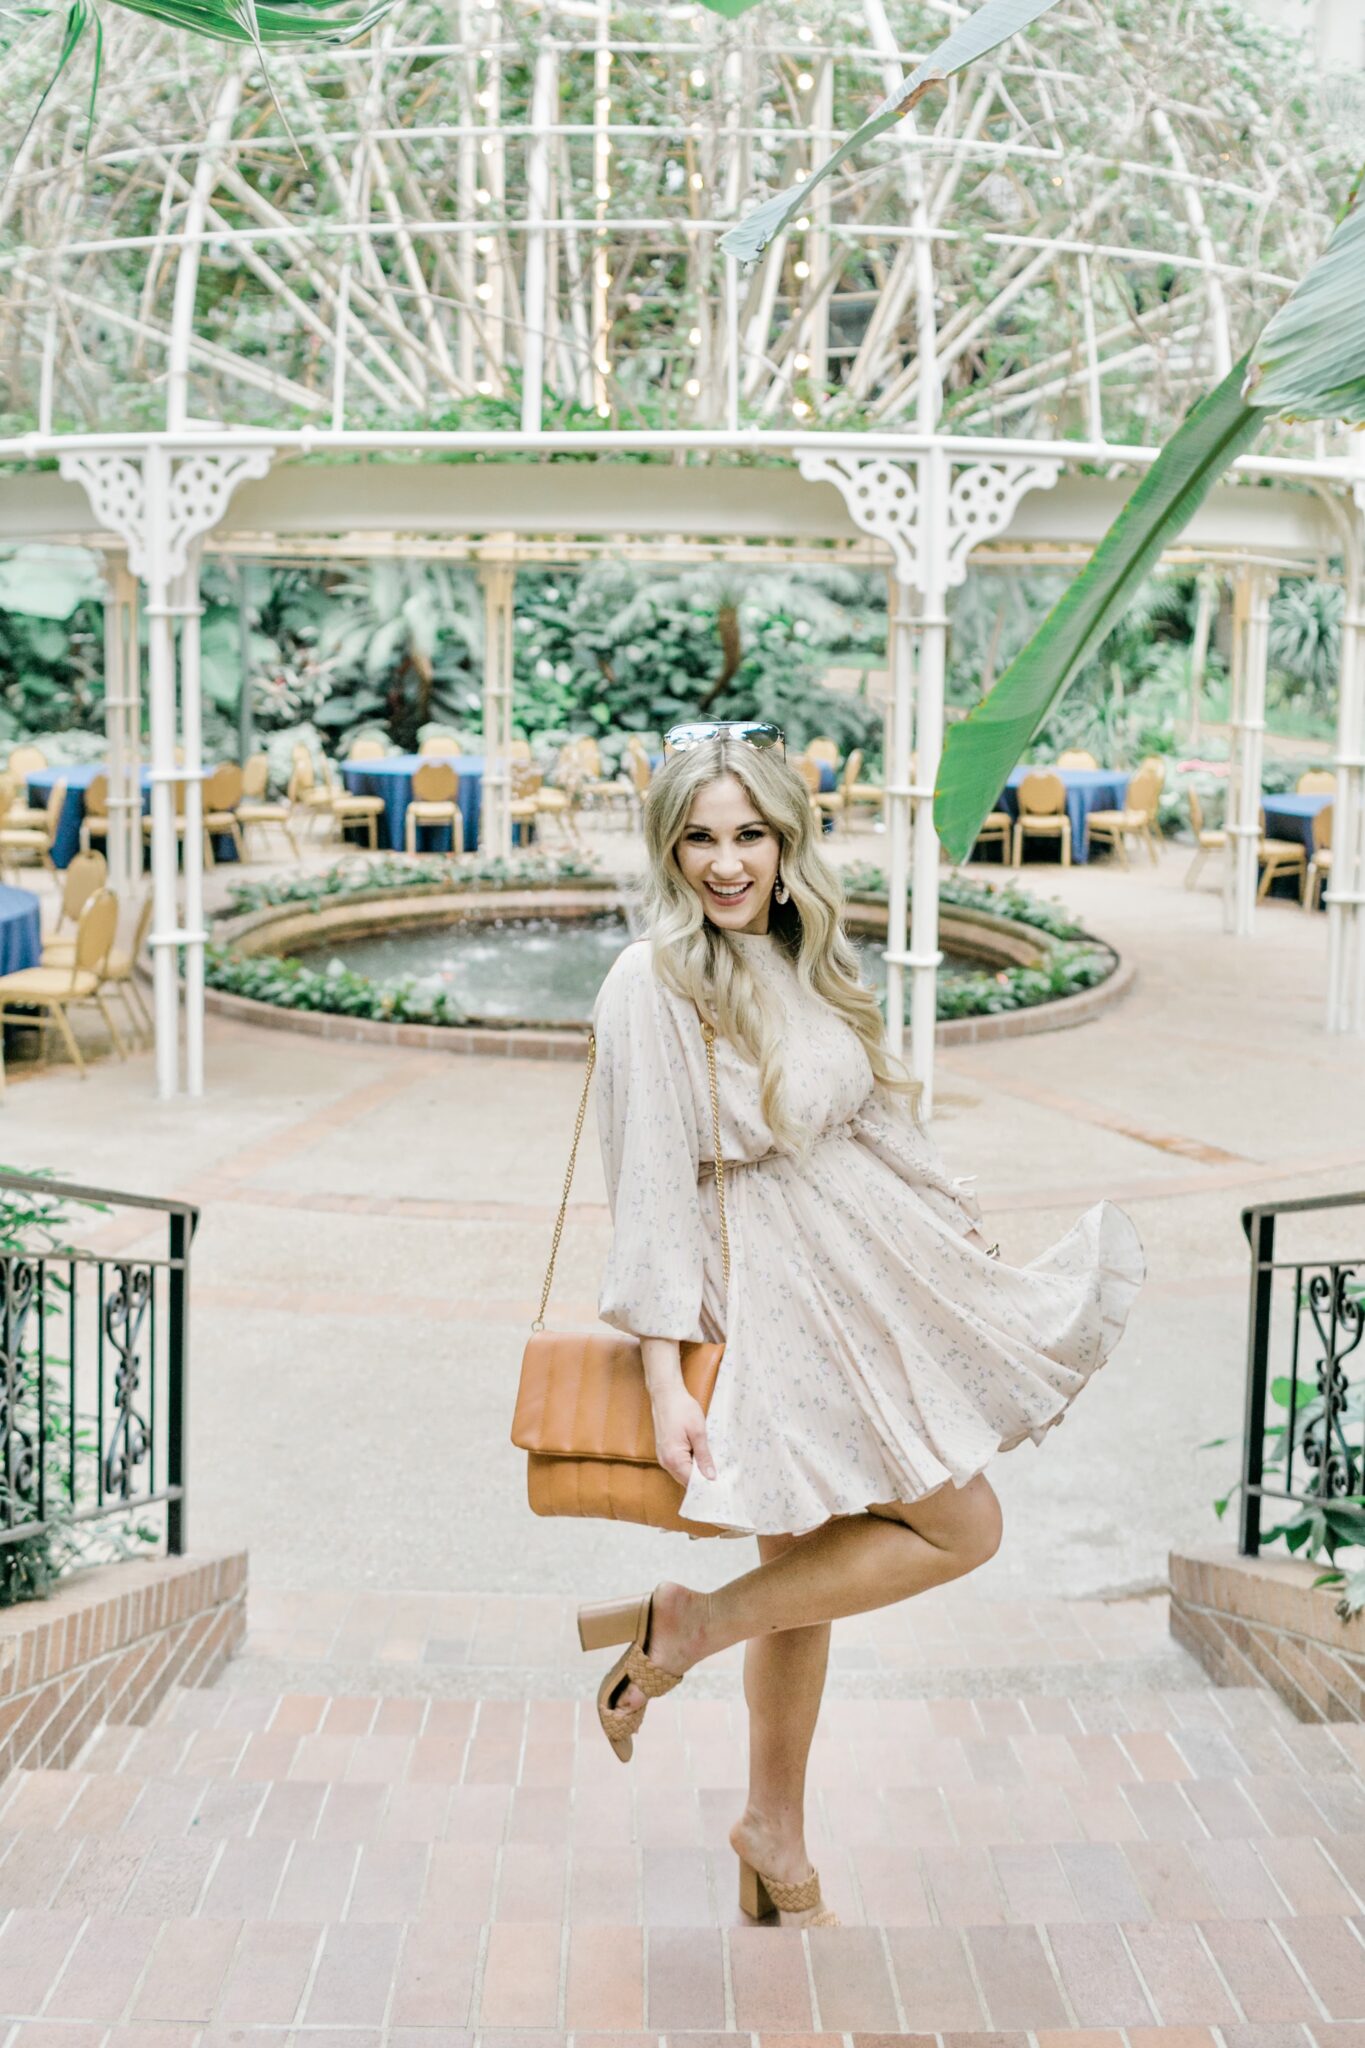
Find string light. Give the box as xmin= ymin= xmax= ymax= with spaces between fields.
xmin=476 ymin=88 xmax=494 ymax=108
xmin=796 ymin=70 xmax=814 ymax=91
xmin=792 ymin=398 xmax=811 ymax=417
xmin=596 ymin=180 xmax=612 ymax=201
xmin=597 ymin=402 xmax=612 ymax=417
xmin=690 ymin=171 xmax=704 ymax=190
xmin=689 ymin=66 xmax=706 ymax=86
xmin=685 ymin=377 xmax=701 ymax=396
xmin=793 ymin=351 xmax=810 ymax=370
xmin=476 ymin=234 xmax=495 ymax=253
xmin=793 ymin=259 xmax=810 ymax=278
xmin=797 ymin=23 xmax=814 ymax=40
xmin=476 ymin=283 xmax=493 ymax=301
xmin=795 ymin=215 xmax=811 ymax=231
xmin=476 ymin=379 xmax=493 ymax=394
xmin=476 ymin=187 xmax=492 ymax=204
xmin=688 ymin=325 xmax=701 ymax=344
xmin=481 ymin=138 xmax=495 ymax=155
xmin=793 ymin=166 xmax=808 ymax=182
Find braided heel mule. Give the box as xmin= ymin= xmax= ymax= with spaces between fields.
xmin=577 ymin=1584 xmax=684 ymax=1763
xmin=738 ymin=1856 xmax=840 ymax=1927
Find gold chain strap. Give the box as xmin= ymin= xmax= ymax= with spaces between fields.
xmin=532 ymin=1010 xmax=729 ymax=1332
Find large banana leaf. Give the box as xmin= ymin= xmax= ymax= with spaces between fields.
xmin=933 ymin=357 xmax=1263 ymax=864
xmin=696 ymin=0 xmax=765 ymax=15
xmin=719 ymin=0 xmax=1064 ymax=263
xmin=1243 ymin=176 xmax=1365 ymax=424
xmin=15 ymin=0 xmax=396 ymax=158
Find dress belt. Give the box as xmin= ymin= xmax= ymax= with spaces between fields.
xmin=698 ymin=1109 xmax=861 ymax=1180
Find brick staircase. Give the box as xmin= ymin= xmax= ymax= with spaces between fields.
xmin=1 ymin=1629 xmax=1363 ymax=2044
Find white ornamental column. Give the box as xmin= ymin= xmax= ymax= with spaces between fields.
xmin=798 ymin=451 xmax=1059 ymax=1111
xmin=480 ymin=561 xmax=516 ymax=857
xmin=59 ymin=442 xmax=272 ymax=1097
xmin=1326 ymin=488 xmax=1365 ymax=1034
xmin=100 ymin=553 xmax=142 ymax=896
xmin=1223 ymin=565 xmax=1276 ymax=938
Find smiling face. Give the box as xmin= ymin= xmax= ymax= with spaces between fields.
xmin=674 ymin=772 xmax=782 ymax=934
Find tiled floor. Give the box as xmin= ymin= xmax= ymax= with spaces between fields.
xmin=0 ymin=1633 xmax=1362 ymax=2042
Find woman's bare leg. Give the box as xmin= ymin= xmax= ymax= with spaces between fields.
xmin=623 ymin=1474 xmax=1002 ymax=1716
xmin=727 ymin=1532 xmax=831 ymax=1916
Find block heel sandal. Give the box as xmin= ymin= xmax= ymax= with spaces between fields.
xmin=738 ymin=1856 xmax=840 ymax=1927
xmin=577 ymin=1585 xmax=684 ymax=1763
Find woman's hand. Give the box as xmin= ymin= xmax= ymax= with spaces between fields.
xmin=650 ymin=1383 xmax=718 ymax=1487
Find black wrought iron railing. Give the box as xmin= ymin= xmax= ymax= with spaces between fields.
xmin=0 ymin=1171 xmax=196 ymax=1562
xmin=1240 ymin=1190 xmax=1365 ymax=1555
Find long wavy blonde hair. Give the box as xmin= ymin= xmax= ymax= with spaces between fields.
xmin=630 ymin=736 xmax=920 ymax=1157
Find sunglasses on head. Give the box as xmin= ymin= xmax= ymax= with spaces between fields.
xmin=663 ymin=721 xmax=786 ymax=758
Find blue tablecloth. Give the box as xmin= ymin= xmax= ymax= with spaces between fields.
xmin=1262 ymin=792 xmax=1330 ymax=854
xmin=0 ymin=886 xmax=41 ymax=976
xmin=1262 ymin=791 xmax=1331 ymax=909
xmin=340 ymin=754 xmax=533 ymax=853
xmin=997 ymin=766 xmax=1131 ymax=864
xmin=27 ymin=765 xmax=239 ymax=870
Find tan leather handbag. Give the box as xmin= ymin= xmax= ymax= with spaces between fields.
xmin=510 ymin=1002 xmax=731 ymax=1538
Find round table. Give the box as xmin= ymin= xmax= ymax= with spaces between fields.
xmin=1262 ymin=791 xmax=1332 ymax=909
xmin=26 ymin=765 xmax=240 ymax=870
xmin=996 ymin=766 xmax=1131 ymax=864
xmin=0 ymin=886 xmax=42 ymax=976
xmin=339 ymin=754 xmax=533 ymax=853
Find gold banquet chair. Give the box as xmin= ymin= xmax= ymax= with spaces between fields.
xmin=346 ymin=735 xmax=389 ymax=762
xmin=1085 ymin=764 xmax=1163 ymax=868
xmin=1056 ymin=749 xmax=1099 ymax=770
xmin=404 ymin=760 xmax=464 ymax=854
xmin=1256 ymin=807 xmax=1308 ymax=903
xmin=237 ymin=752 xmax=300 ymax=860
xmin=1012 ymin=771 xmax=1071 ymax=867
xmin=509 ymin=758 xmax=542 ymax=846
xmin=1296 ymin=769 xmax=1335 ymax=796
xmin=42 ymin=891 xmax=154 ymax=1046
xmin=202 ymin=762 xmax=247 ymax=866
xmin=418 ymin=732 xmax=462 ymax=758
xmin=286 ymin=755 xmax=336 ymax=841
xmin=5 ymin=746 xmax=54 ymax=831
xmin=42 ymin=850 xmax=107 ymax=954
xmin=1305 ymin=803 xmax=1333 ymax=913
xmin=320 ymin=755 xmax=385 ymax=849
xmin=1184 ymin=788 xmax=1226 ymax=890
xmin=0 ymin=778 xmax=66 ymax=879
xmin=78 ymin=771 xmax=111 ymax=855
xmin=0 ymin=887 xmax=123 ymax=1083
xmin=813 ymin=748 xmax=863 ymax=836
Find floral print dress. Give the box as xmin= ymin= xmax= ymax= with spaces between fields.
xmin=589 ymin=931 xmax=1145 ymax=1539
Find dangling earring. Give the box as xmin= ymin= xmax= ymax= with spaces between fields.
xmin=773 ymin=871 xmax=789 ymax=905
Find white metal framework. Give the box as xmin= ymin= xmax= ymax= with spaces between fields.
xmin=1 ymin=0 xmax=1362 ymax=1103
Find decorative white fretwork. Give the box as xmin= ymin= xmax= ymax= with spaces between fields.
xmin=798 ymin=451 xmax=1063 ymax=591
xmin=59 ymin=453 xmax=146 ymax=567
xmin=944 ymin=460 xmax=1062 ymax=586
xmin=59 ymin=447 xmax=273 ymax=579
xmin=797 ymin=452 xmax=922 ymax=584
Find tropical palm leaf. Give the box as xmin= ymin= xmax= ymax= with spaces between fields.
xmin=933 ymin=357 xmax=1263 ymax=864
xmin=1242 ymin=176 xmax=1365 ymax=424
xmin=695 ymin=0 xmax=764 ymax=16
xmin=12 ymin=0 xmax=396 ymax=163
xmin=719 ymin=0 xmax=1065 ymax=263
xmin=934 ymin=159 xmax=1365 ymax=864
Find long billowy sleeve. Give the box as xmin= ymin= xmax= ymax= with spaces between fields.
xmin=590 ymin=947 xmax=708 ymax=1342
xmin=850 ymin=1080 xmax=989 ymax=1245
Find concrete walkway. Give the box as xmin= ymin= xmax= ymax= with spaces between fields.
xmin=2 ymin=821 xmax=1359 ymax=1651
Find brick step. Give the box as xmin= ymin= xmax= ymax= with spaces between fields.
xmin=0 ymin=1905 xmax=1361 ymax=2029
xmin=58 ymin=1688 xmax=1365 ymax=1798
xmin=0 ymin=1797 xmax=1362 ymax=1922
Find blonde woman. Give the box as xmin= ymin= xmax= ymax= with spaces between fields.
xmin=581 ymin=722 xmax=1144 ymax=1930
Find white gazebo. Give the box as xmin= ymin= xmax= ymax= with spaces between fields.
xmin=1 ymin=0 xmax=1361 ymax=1106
